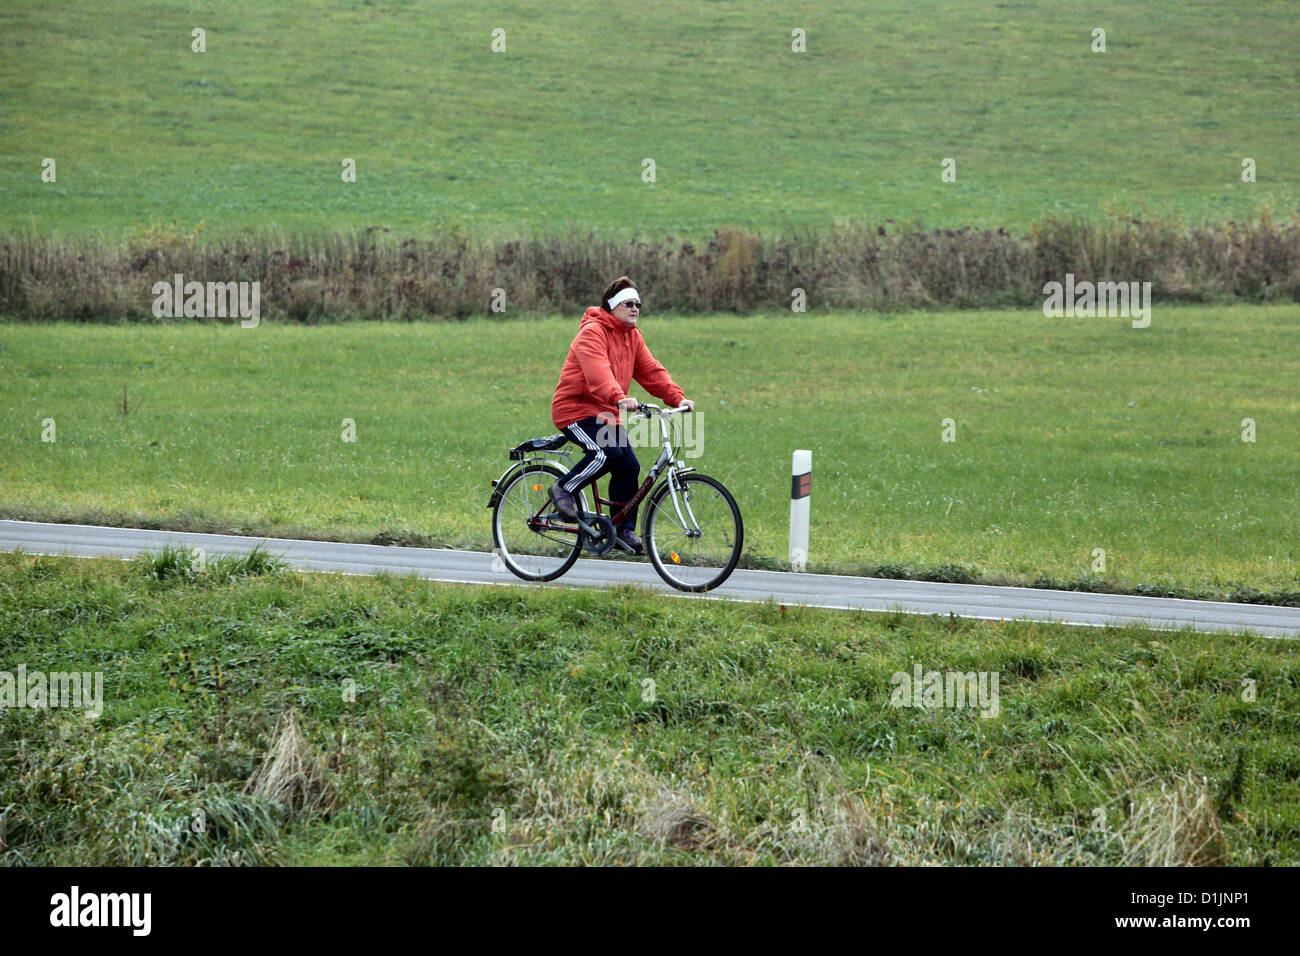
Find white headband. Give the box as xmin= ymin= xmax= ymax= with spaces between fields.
xmin=607 ymin=288 xmax=641 ymax=310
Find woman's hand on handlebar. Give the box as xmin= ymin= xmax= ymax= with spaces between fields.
xmin=619 ymin=398 xmax=695 ymax=416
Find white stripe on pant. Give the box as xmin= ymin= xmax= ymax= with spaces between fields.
xmin=561 ymin=423 xmax=607 ymax=493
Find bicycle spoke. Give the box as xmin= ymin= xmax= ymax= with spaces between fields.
xmin=493 ymin=466 xmax=584 ymax=580
xmin=647 ymin=475 xmax=742 ymax=591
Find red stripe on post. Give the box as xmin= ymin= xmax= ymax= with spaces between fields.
xmin=791 ymin=472 xmax=811 ymax=499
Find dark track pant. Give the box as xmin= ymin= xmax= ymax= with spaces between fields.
xmin=557 ymin=417 xmax=641 ymax=531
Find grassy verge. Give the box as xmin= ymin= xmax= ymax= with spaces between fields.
xmin=2 ymin=307 xmax=1296 ymax=600
xmin=1 ymin=550 xmax=1296 ymax=865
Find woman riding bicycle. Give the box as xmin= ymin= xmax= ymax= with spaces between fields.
xmin=548 ymin=276 xmax=694 ymax=556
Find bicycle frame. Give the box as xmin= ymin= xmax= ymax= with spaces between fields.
xmin=505 ymin=404 xmax=699 ymax=540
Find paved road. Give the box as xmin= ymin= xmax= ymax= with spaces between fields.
xmin=2 ymin=519 xmax=1297 ymax=638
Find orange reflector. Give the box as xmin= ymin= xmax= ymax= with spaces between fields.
xmin=670 ymin=552 xmax=680 ymax=564
xmin=532 ymin=484 xmax=544 ymax=491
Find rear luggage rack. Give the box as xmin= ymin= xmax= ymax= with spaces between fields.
xmin=509 ymin=433 xmax=570 ymax=460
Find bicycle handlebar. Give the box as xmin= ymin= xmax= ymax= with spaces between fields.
xmin=636 ymin=402 xmax=692 ymax=418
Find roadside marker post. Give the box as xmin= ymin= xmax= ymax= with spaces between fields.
xmin=790 ymin=450 xmax=811 ymax=572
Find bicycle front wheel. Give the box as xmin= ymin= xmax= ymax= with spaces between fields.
xmin=643 ymin=473 xmax=743 ymax=592
xmin=492 ymin=463 xmax=587 ymax=581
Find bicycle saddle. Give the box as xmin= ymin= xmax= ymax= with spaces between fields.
xmin=509 ymin=433 xmax=569 ymax=459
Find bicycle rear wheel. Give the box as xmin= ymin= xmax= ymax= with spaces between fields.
xmin=643 ymin=473 xmax=743 ymax=592
xmin=492 ymin=463 xmax=586 ymax=581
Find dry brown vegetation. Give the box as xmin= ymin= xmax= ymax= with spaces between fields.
xmin=3 ymin=215 xmax=1298 ymax=322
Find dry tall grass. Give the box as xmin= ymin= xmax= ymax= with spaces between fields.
xmin=1118 ymin=773 xmax=1229 ymax=867
xmin=479 ymin=737 xmax=1234 ymax=866
xmin=3 ymin=215 xmax=1297 ymax=321
xmin=244 ymin=710 xmax=338 ymax=819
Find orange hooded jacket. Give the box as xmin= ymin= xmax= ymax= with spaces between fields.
xmin=552 ymin=307 xmax=685 ymax=429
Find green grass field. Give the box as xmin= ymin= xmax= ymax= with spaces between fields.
xmin=2 ymin=0 xmax=1296 ymax=238
xmin=3 ymin=550 xmax=1295 ymax=865
xmin=2 ymin=305 xmax=1296 ymax=599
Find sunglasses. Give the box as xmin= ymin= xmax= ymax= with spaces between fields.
xmin=619 ymin=301 xmax=641 ymax=310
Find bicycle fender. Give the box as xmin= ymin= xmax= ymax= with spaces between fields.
xmin=487 ymin=458 xmax=556 ymax=509
xmin=487 ymin=462 xmax=527 ymax=509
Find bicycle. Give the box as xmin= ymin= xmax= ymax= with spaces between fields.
xmin=488 ymin=403 xmax=743 ymax=592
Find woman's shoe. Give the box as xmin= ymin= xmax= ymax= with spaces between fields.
xmin=548 ymin=484 xmax=579 ymax=520
xmin=618 ymin=528 xmax=644 ymax=555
